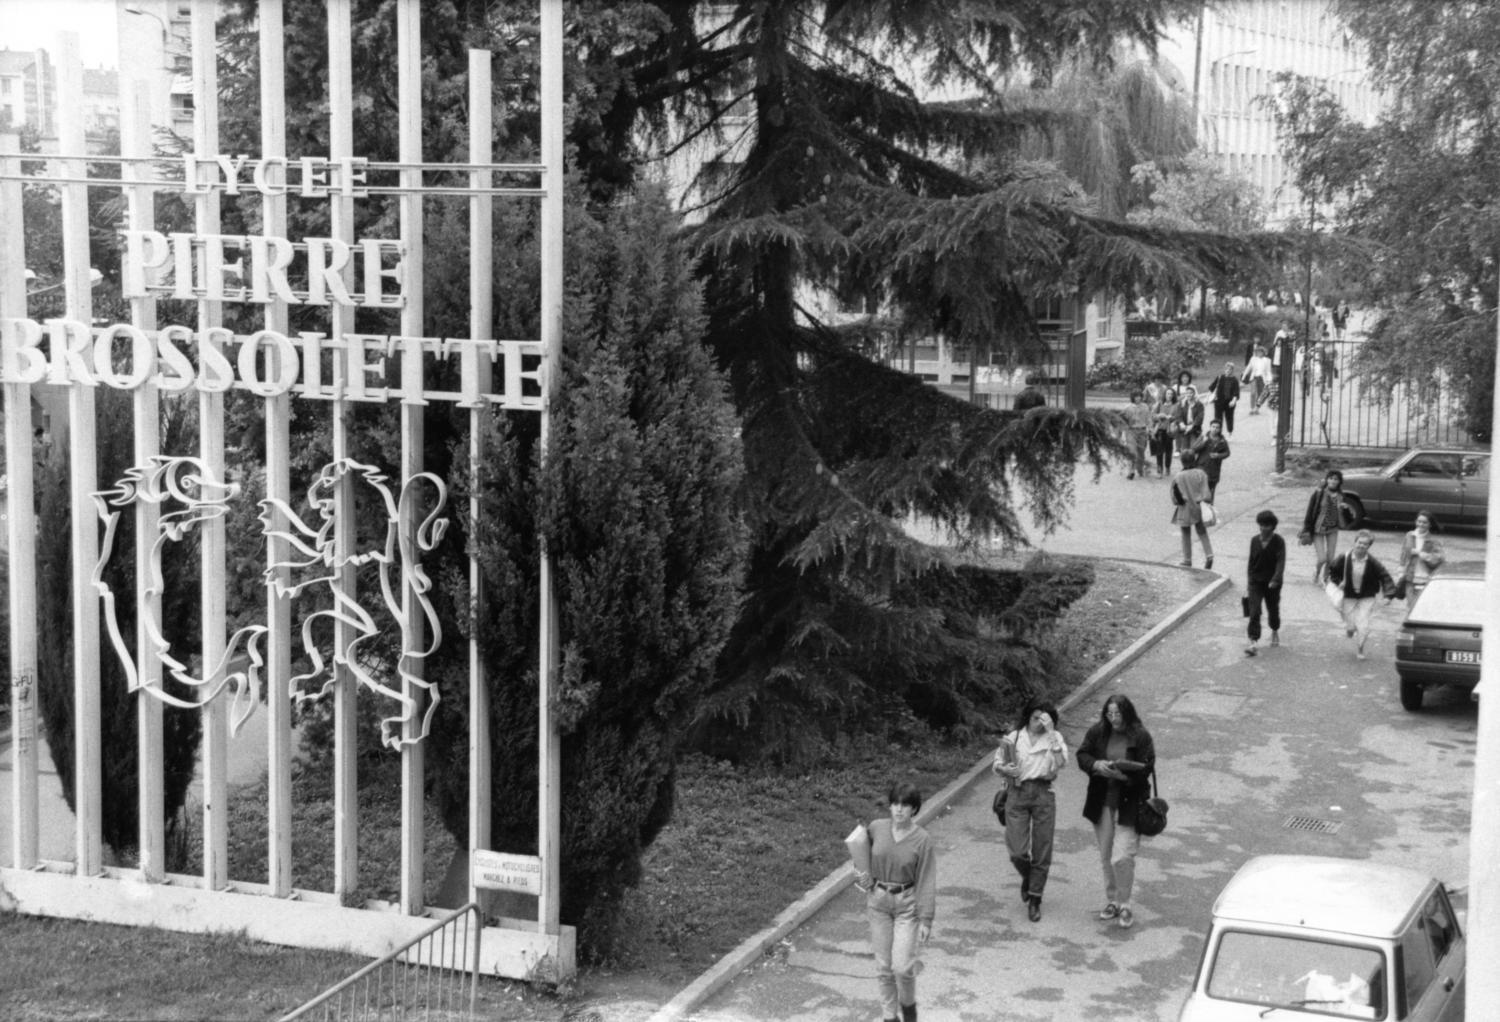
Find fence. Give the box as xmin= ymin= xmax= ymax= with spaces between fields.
xmin=1 ymin=0 xmax=574 ymax=980
xmin=280 ymin=903 xmax=481 ymax=1022
xmin=1286 ymin=338 xmax=1475 ymax=449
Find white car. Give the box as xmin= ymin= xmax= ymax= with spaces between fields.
xmin=1179 ymin=855 xmax=1465 ymax=1021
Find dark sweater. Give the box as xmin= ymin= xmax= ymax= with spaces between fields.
xmin=1247 ymin=533 xmax=1286 ymax=586
xmin=1077 ymin=723 xmax=1156 ymax=828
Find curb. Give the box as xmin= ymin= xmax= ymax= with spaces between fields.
xmin=644 ymin=568 xmax=1232 ymax=1022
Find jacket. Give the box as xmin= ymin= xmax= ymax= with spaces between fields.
xmin=1246 ymin=532 xmax=1286 ymax=586
xmin=1398 ymin=530 xmax=1445 ymax=585
xmin=1077 ymin=722 xmax=1156 ymax=828
xmin=1302 ymin=486 xmax=1343 ymax=535
xmin=1173 ymin=400 xmax=1205 ymax=441
xmin=1328 ymin=551 xmax=1398 ymax=600
xmin=1170 ymin=467 xmax=1212 ymax=526
xmin=1190 ymin=434 xmax=1230 ymax=483
xmin=1208 ymin=373 xmax=1241 ymax=406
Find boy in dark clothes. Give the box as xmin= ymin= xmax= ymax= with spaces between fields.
xmin=1244 ymin=509 xmax=1286 ymax=656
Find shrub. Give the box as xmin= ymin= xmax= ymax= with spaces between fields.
xmin=424 ymin=186 xmax=747 ymax=958
xmin=35 ymin=390 xmax=203 ymax=860
xmin=1116 ymin=329 xmax=1213 ymax=392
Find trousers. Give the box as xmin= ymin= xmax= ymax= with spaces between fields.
xmin=1004 ymin=779 xmax=1057 ymax=897
xmin=867 ymin=886 xmax=919 ymax=1018
xmin=1092 ymin=805 xmax=1141 ymax=907
xmin=1246 ymin=579 xmax=1281 ymax=641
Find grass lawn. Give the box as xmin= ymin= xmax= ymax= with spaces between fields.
xmin=0 ymin=557 xmax=1202 ymax=1020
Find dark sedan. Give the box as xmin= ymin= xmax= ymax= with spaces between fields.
xmin=1338 ymin=447 xmax=1489 ymax=529
xmin=1394 ymin=575 xmax=1484 ymax=710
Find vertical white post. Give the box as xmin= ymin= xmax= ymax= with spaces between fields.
xmin=57 ymin=31 xmax=104 ymax=877
xmin=259 ymin=0 xmax=295 ymax=898
xmin=466 ymin=47 xmax=494 ymax=907
xmin=0 ymin=130 xmax=40 ymax=870
xmin=537 ymin=0 xmax=564 ymax=936
xmin=397 ymin=0 xmax=427 ymax=915
xmin=191 ymin=0 xmax=230 ymax=893
xmin=327 ymin=0 xmax=360 ymax=898
xmin=1466 ymin=280 xmax=1500 ymax=1008
xmin=122 ymin=81 xmax=165 ymax=882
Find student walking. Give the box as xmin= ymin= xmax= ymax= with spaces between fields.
xmin=1150 ymin=388 xmax=1179 ymax=477
xmin=1243 ymin=345 xmax=1273 ymax=413
xmin=1300 ymin=470 xmax=1346 ymax=585
xmin=1191 ymin=420 xmax=1231 ymax=502
xmin=856 ymin=781 xmax=937 ymax=1022
xmin=1171 ymin=450 xmax=1215 ymax=569
xmin=1398 ymin=510 xmax=1445 ymax=610
xmin=1206 ymin=362 xmax=1241 ymax=435
xmin=1122 ymin=391 xmax=1153 ymax=479
xmin=1244 ymin=510 xmax=1285 ymax=656
xmin=993 ymin=701 xmax=1067 ymax=922
xmin=1172 ymin=385 xmax=1205 ymax=461
xmin=1076 ymin=695 xmax=1156 ymax=931
xmin=1327 ymin=531 xmax=1399 ymax=659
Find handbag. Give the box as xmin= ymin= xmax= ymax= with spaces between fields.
xmin=991 ymin=785 xmax=1007 ymax=826
xmin=1323 ymin=578 xmax=1345 ymax=610
xmin=1199 ymin=500 xmax=1217 ymax=526
xmin=1240 ymin=596 xmax=1251 ymax=618
xmin=1135 ymin=769 xmax=1169 ymax=837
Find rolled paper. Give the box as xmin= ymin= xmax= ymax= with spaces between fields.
xmin=845 ymin=822 xmax=871 ymax=875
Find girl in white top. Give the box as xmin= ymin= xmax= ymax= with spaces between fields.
xmin=994 ymin=700 xmax=1068 ymax=921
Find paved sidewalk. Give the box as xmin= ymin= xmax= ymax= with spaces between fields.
xmin=644 ymin=403 xmax=1483 ymax=1022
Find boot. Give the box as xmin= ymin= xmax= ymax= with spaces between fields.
xmin=900 ymin=1004 xmax=918 ymax=1022
xmin=1027 ymin=894 xmax=1042 ymax=922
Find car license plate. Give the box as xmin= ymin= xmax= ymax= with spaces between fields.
xmin=1446 ymin=650 xmax=1480 ymax=665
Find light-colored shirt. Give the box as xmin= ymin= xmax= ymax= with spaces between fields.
xmin=1012 ymin=727 xmax=1068 ymax=781
xmin=1246 ymin=354 xmax=1273 ymax=382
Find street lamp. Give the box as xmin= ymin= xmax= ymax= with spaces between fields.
xmin=124 ymin=4 xmax=187 ymax=71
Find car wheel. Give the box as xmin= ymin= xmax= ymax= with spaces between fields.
xmin=1400 ymin=678 xmax=1424 ymax=711
xmin=1340 ymin=496 xmax=1365 ymax=530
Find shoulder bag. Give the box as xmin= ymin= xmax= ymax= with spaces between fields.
xmin=1134 ymin=769 xmax=1169 ymax=837
xmin=1199 ymin=500 xmax=1217 ymax=526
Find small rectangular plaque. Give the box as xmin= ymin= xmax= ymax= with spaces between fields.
xmin=472 ymin=849 xmax=543 ymax=895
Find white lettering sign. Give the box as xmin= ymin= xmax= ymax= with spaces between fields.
xmin=0 ymin=318 xmax=543 ymax=409
xmin=472 ymin=850 xmax=544 ymax=896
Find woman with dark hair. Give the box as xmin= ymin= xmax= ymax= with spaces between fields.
xmin=1398 ymin=509 xmax=1445 ymax=610
xmin=855 ymin=780 xmax=937 ymax=1022
xmin=1077 ymin=694 xmax=1157 ymax=931
xmin=993 ymin=700 xmax=1067 ymax=922
xmin=1300 ymin=469 xmax=1346 ymax=585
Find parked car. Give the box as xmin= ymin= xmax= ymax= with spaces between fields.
xmin=1179 ymin=855 xmax=1465 ymax=1021
xmin=1337 ymin=448 xmax=1489 ymax=529
xmin=1394 ymin=575 xmax=1484 ymax=711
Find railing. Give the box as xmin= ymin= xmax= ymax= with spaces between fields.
xmin=279 ymin=903 xmax=482 ymax=1022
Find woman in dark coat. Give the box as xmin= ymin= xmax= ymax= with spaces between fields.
xmin=1077 ymin=694 xmax=1156 ymax=931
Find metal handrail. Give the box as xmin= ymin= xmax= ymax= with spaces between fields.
xmin=279 ymin=902 xmax=482 ymax=1021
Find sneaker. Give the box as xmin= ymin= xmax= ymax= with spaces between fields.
xmin=1270 ymin=631 xmax=1279 ymax=646
xmin=1346 ymin=627 xmax=1356 ymax=638
xmin=1098 ymin=903 xmax=1120 ymax=920
xmin=1126 ymin=471 xmax=1135 ymax=480
xmin=1118 ymin=907 xmax=1135 ymax=929
xmin=1244 ymin=643 xmax=1257 ymax=657
xmin=1179 ymin=560 xmax=1192 ymax=567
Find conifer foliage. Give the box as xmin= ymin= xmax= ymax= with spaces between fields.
xmin=426 ymin=190 xmax=746 ymax=947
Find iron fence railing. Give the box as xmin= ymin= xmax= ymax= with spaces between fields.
xmin=279 ymin=903 xmax=482 ymax=1022
xmin=1288 ymin=338 xmax=1475 ymax=449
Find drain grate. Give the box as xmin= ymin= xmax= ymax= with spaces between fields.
xmin=1283 ymin=815 xmax=1343 ymax=835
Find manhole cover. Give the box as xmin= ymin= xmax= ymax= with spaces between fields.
xmin=1283 ymin=816 xmax=1342 ymax=835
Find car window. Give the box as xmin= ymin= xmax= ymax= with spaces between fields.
xmin=1421 ymin=890 xmax=1459 ymax=963
xmin=1207 ymin=930 xmax=1386 ymax=1018
xmin=1400 ymin=923 xmax=1436 ymax=1012
xmin=1462 ymin=456 xmax=1489 ymax=480
xmin=1404 ymin=454 xmax=1455 ymax=477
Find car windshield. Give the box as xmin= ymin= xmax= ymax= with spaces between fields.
xmin=1409 ymin=578 xmax=1487 ymax=628
xmin=1206 ymin=930 xmax=1386 ymax=1019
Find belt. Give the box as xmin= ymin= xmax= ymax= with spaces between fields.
xmin=873 ymin=880 xmax=913 ymax=894
xmin=1015 ymin=777 xmax=1053 ymax=786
